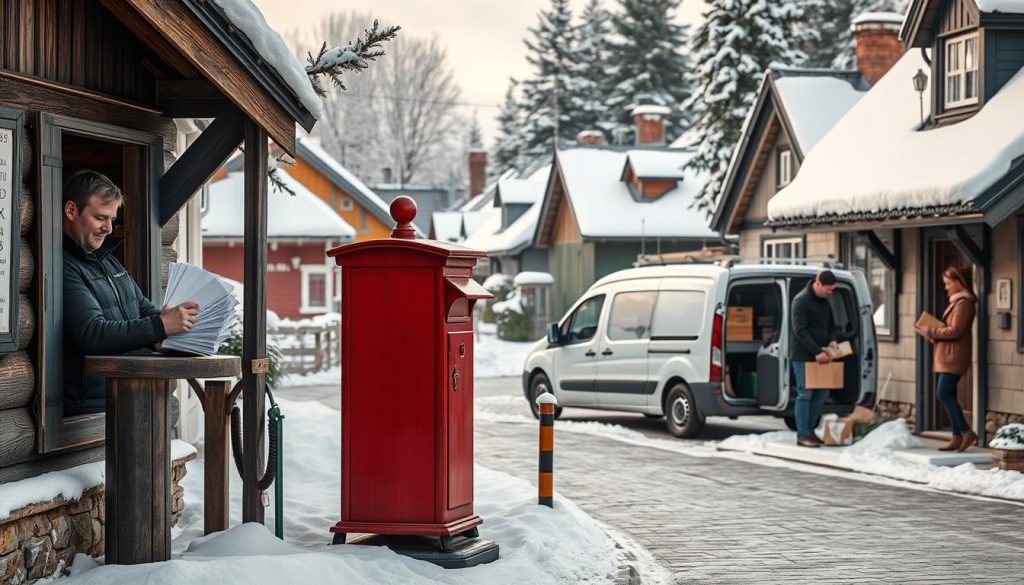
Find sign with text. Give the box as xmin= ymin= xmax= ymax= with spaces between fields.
xmin=0 ymin=108 xmax=23 ymax=351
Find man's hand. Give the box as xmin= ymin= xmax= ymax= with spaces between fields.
xmin=829 ymin=341 xmax=840 ymax=350
xmin=161 ymin=302 xmax=199 ymax=335
xmin=815 ymin=351 xmax=832 ymax=364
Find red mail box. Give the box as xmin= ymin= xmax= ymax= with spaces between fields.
xmin=326 ymin=197 xmax=492 ymax=545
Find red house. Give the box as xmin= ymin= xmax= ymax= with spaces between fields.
xmin=203 ymin=168 xmax=355 ymax=320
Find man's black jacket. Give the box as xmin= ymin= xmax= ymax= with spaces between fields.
xmin=790 ymin=280 xmax=837 ymax=363
xmin=63 ymin=235 xmax=166 ymax=414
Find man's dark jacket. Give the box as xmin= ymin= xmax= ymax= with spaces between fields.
xmin=63 ymin=235 xmax=166 ymax=414
xmin=790 ymin=280 xmax=837 ymax=363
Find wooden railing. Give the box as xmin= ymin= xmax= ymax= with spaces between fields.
xmin=270 ymin=322 xmax=340 ymax=375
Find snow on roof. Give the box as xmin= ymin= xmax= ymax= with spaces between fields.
xmin=496 ymin=178 xmax=545 ymax=205
xmin=463 ymin=200 xmax=542 ymax=255
xmin=852 ymin=11 xmax=905 ymax=25
xmin=976 ymin=0 xmax=1024 ymax=13
xmin=556 ymin=147 xmax=718 ymax=239
xmin=210 ymin=0 xmax=322 ymax=118
xmin=513 ymin=271 xmax=554 ymax=286
xmin=462 ymin=208 xmax=497 ymax=238
xmin=295 ymin=135 xmax=409 ymax=232
xmin=623 ymin=151 xmax=687 ymax=179
xmin=631 ymin=105 xmax=672 ymax=117
xmin=768 ymin=52 xmax=1024 ymax=222
xmin=205 ymin=170 xmax=354 ymax=239
xmin=431 ymin=211 xmax=463 ymax=243
xmin=773 ymin=74 xmax=866 ymax=153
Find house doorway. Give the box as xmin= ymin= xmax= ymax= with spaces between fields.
xmin=927 ymin=238 xmax=974 ymax=432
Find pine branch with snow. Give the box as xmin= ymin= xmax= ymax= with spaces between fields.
xmin=305 ymin=19 xmax=400 ymax=97
xmin=492 ymin=78 xmax=527 ymax=172
xmin=684 ymin=0 xmax=821 ymax=215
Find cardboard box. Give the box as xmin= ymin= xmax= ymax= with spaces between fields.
xmin=825 ymin=340 xmax=854 ymax=360
xmin=848 ymin=405 xmax=876 ymax=424
xmin=804 ymin=361 xmax=844 ymax=389
xmin=915 ymin=311 xmax=944 ymax=335
xmin=726 ymin=307 xmax=754 ymax=341
xmin=823 ymin=418 xmax=854 ymax=446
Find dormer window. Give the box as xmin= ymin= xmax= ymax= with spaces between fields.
xmin=944 ymin=31 xmax=979 ymax=109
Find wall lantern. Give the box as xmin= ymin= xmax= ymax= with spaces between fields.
xmin=913 ymin=69 xmax=928 ymax=127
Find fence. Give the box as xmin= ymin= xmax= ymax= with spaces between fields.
xmin=270 ymin=321 xmax=341 ymax=375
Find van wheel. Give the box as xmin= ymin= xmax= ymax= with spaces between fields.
xmin=529 ymin=373 xmax=563 ymax=420
xmin=664 ymin=383 xmax=704 ymax=438
xmin=783 ymin=415 xmax=821 ymax=432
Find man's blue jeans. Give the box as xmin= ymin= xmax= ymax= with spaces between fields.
xmin=792 ymin=362 xmax=827 ymax=440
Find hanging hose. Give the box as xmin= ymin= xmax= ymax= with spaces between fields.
xmin=230 ymin=383 xmax=286 ymax=538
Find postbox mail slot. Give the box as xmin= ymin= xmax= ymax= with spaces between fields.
xmin=445 ymin=277 xmax=493 ymax=322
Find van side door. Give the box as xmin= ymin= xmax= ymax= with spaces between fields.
xmin=595 ymin=290 xmax=657 ymax=409
xmin=646 ymin=284 xmax=711 ymax=413
xmin=848 ymin=271 xmax=878 ymax=404
xmin=552 ymin=294 xmax=606 ymax=407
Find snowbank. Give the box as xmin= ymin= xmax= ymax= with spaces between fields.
xmin=0 ymin=463 xmax=103 ymax=521
xmin=60 ymin=398 xmax=626 ymax=585
xmin=990 ymin=423 xmax=1024 ymax=450
xmin=514 ymin=272 xmax=554 ymax=286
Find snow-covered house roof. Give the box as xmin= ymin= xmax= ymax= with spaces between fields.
xmin=462 ymin=210 xmax=496 ymax=239
xmin=463 ymin=199 xmax=543 ymax=256
xmin=494 ymin=178 xmax=544 ymax=206
xmin=767 ymin=51 xmax=1024 ymax=227
xmin=711 ymin=66 xmax=866 ymax=235
xmin=204 ymin=170 xmax=355 ymax=239
xmin=902 ymin=0 xmax=1024 ymax=48
xmin=294 ymin=136 xmax=422 ymax=236
xmin=430 ymin=211 xmax=463 ymax=243
xmin=621 ymin=151 xmax=688 ymax=180
xmin=535 ymin=147 xmax=719 ymax=243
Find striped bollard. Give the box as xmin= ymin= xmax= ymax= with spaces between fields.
xmin=536 ymin=392 xmax=558 ymax=507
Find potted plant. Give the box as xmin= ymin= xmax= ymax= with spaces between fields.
xmin=989 ymin=423 xmax=1024 ymax=472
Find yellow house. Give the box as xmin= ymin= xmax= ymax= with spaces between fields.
xmin=288 ymin=136 xmax=420 ymax=241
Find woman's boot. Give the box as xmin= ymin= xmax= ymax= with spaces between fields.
xmin=956 ymin=430 xmax=977 ymax=452
xmin=938 ymin=435 xmax=962 ymax=452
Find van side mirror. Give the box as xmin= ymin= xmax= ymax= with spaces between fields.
xmin=547 ymin=323 xmax=561 ymax=345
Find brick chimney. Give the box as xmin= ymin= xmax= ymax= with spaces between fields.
xmin=576 ymin=130 xmax=605 ymax=146
xmin=468 ymin=148 xmax=487 ymax=197
xmin=852 ymin=12 xmax=905 ymax=86
xmin=630 ymin=106 xmax=670 ymax=146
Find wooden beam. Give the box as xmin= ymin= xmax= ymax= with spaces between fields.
xmin=858 ymin=230 xmax=902 ymax=294
xmin=157 ymin=79 xmax=229 ymax=118
xmin=120 ymin=0 xmax=297 ymax=155
xmin=242 ymin=119 xmax=268 ymax=524
xmin=158 ymin=103 xmax=244 ymax=226
xmin=945 ymin=226 xmax=988 ymax=271
xmin=97 ymin=0 xmax=200 ymax=78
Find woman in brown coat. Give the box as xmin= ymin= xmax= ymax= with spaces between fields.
xmin=915 ymin=266 xmax=977 ymax=452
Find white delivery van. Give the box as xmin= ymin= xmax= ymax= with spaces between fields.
xmin=522 ymin=260 xmax=878 ymax=437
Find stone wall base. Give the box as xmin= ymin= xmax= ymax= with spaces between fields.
xmin=0 ymin=455 xmax=192 ymax=584
xmin=985 ymin=411 xmax=1024 ymax=436
xmin=878 ymin=400 xmax=916 ymax=433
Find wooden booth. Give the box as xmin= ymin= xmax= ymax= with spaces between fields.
xmin=0 ymin=0 xmax=320 ymax=574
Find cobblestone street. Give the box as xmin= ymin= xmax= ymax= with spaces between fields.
xmin=471 ymin=378 xmax=1024 ymax=585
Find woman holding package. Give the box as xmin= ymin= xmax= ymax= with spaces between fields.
xmin=915 ymin=266 xmax=977 ymax=452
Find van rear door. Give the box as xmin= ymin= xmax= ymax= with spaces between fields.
xmin=849 ymin=270 xmax=878 ymax=404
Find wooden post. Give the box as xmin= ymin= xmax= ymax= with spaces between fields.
xmin=242 ymin=119 xmax=268 ymax=523
xmin=314 ymin=330 xmax=323 ymax=371
xmin=201 ymin=380 xmax=232 ymax=534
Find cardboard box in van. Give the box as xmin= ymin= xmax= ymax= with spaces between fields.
xmin=726 ymin=307 xmax=754 ymax=341
xmin=804 ymin=362 xmax=844 ymax=389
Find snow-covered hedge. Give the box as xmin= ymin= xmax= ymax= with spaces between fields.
xmin=990 ymin=423 xmax=1024 ymax=450
xmin=482 ymin=273 xmax=513 ymax=324
xmin=493 ymin=290 xmax=532 ymax=342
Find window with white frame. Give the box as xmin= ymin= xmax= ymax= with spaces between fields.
xmin=944 ymin=32 xmax=979 ymax=109
xmin=340 ymin=196 xmax=354 ymax=212
xmin=300 ymin=265 xmax=332 ymax=314
xmin=845 ymin=233 xmax=896 ymax=338
xmin=762 ymin=237 xmax=803 ymax=262
xmin=777 ymin=148 xmax=793 ymax=189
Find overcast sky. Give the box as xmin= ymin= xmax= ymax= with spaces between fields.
xmin=252 ymin=0 xmax=707 ymax=145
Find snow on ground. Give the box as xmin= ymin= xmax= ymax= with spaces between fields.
xmin=56 ymin=398 xmax=637 ymax=585
xmin=279 ymin=328 xmax=534 ymax=387
xmin=474 ymin=398 xmax=1024 ymax=505
xmin=0 ymin=463 xmax=104 ymax=521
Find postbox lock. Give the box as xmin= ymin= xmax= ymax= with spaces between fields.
xmin=459 ymin=341 xmax=466 ymax=357
xmin=452 ymin=367 xmax=460 ymax=392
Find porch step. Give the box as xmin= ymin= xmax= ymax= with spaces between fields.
xmin=892 ymin=444 xmax=993 ymax=467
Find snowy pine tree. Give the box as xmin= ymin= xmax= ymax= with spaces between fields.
xmin=604 ymin=0 xmax=691 ymax=139
xmin=685 ymin=0 xmax=820 ymax=214
xmin=492 ymin=79 xmax=526 ymax=172
xmin=570 ymin=0 xmax=614 ymax=135
xmin=804 ymin=0 xmax=909 ymax=69
xmin=519 ymin=0 xmax=582 ymax=156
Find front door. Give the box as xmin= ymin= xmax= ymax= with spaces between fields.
xmin=552 ymin=294 xmax=606 ymax=407
xmin=928 ymin=239 xmax=974 ymax=431
xmin=596 ymin=290 xmax=656 ymax=409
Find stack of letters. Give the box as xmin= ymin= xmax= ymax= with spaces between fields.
xmin=161 ymin=262 xmax=238 ymax=356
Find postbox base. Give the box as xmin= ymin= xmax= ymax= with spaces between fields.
xmin=330 ymin=514 xmax=483 ymax=539
xmin=346 ymin=533 xmax=499 ymax=569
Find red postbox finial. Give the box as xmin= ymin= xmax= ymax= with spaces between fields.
xmin=390 ymin=196 xmax=417 ymax=239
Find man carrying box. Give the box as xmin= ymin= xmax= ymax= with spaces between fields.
xmin=790 ymin=270 xmax=841 ymax=448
